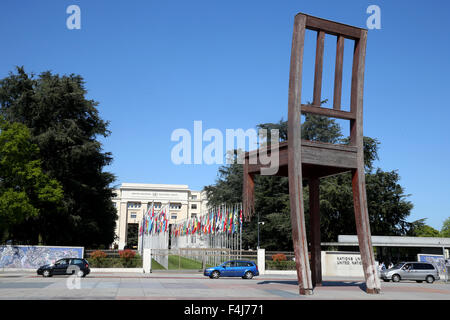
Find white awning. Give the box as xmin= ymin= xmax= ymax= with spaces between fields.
xmin=320 ymin=235 xmax=450 ymax=248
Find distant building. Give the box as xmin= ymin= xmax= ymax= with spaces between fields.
xmin=112 ymin=183 xmax=208 ymax=249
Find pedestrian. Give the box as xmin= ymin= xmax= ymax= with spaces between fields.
xmin=388 ymin=262 xmax=393 ymax=269
xmin=380 ymin=261 xmax=386 ymax=271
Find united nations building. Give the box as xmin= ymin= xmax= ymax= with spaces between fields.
xmin=112 ymin=183 xmax=208 ymax=249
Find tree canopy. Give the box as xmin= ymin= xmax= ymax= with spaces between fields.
xmin=441 ymin=217 xmax=450 ymax=238
xmin=0 ymin=118 xmax=63 ymax=241
xmin=0 ymin=67 xmax=117 ymax=247
xmin=407 ymin=218 xmax=444 ymax=237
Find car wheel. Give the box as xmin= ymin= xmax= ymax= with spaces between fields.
xmin=211 ymin=271 xmax=220 ymax=279
xmin=244 ymin=271 xmax=254 ymax=279
xmin=77 ymin=270 xmax=85 ymax=278
xmin=392 ymin=274 xmax=401 ymax=282
xmin=43 ymin=270 xmax=51 ymax=277
xmin=425 ymin=275 xmax=434 ymax=284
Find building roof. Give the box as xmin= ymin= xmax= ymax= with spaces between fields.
xmin=120 ymin=183 xmax=190 ymax=191
xmin=321 ymin=235 xmax=450 ymax=248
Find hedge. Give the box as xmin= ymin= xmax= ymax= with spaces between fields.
xmin=266 ymin=260 xmax=296 ymax=270
xmin=86 ymin=255 xmax=142 ymax=268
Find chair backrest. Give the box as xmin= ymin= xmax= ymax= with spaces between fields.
xmin=288 ymin=13 xmax=368 ymax=147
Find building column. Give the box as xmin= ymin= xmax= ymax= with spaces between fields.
xmin=118 ymin=201 xmax=128 ymax=250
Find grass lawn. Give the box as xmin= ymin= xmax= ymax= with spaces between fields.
xmin=151 ymin=259 xmax=166 ymax=270
xmin=168 ymin=255 xmax=213 ymax=270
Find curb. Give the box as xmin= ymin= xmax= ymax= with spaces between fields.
xmin=90 ymin=268 xmax=143 ymax=273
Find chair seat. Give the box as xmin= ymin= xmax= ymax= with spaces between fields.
xmin=244 ymin=140 xmax=358 ymax=178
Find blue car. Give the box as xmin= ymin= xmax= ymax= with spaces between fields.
xmin=204 ymin=260 xmax=259 ymax=279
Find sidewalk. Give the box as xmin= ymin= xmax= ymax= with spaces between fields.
xmin=1 ymin=269 xmax=449 ymax=300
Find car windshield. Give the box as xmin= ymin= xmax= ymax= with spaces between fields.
xmin=222 ymin=261 xmax=236 ymax=267
xmin=391 ymin=263 xmax=404 ymax=269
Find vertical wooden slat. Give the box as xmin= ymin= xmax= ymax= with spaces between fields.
xmin=313 ymin=30 xmax=325 ymax=106
xmin=309 ymin=177 xmax=322 ymax=287
xmin=349 ymin=37 xmax=360 ymax=145
xmin=333 ymin=35 xmax=344 ymax=110
xmin=288 ymin=13 xmax=313 ymax=295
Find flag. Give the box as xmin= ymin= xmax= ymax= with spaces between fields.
xmin=223 ymin=209 xmax=227 ymax=233
xmin=232 ymin=208 xmax=237 ymax=233
xmin=239 ymin=208 xmax=243 ymax=233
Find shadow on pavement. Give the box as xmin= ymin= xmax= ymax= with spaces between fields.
xmin=257 ymin=280 xmax=367 ymax=292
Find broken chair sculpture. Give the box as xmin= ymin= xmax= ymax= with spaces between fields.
xmin=243 ymin=13 xmax=381 ymax=295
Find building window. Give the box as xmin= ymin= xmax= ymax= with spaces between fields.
xmin=170 ymin=203 xmax=182 ymax=210
xmin=191 ymin=195 xmax=197 ymax=200
xmin=127 ymin=202 xmax=141 ymax=209
xmin=191 ymin=204 xmax=197 ymax=209
xmin=171 ymin=214 xmax=177 ymax=220
xmin=152 ymin=202 xmax=161 ymax=209
xmin=130 ymin=213 xmax=137 ymax=219
xmin=191 ymin=236 xmax=196 ymax=244
xmin=191 ymin=213 xmax=197 ymax=219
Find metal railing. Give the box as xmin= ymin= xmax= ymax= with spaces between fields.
xmin=149 ymin=248 xmax=258 ymax=271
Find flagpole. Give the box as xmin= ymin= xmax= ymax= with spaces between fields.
xmin=168 ymin=200 xmax=171 ymax=250
xmin=240 ymin=202 xmax=242 ymax=259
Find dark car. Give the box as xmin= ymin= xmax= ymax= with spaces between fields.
xmin=204 ymin=260 xmax=259 ymax=279
xmin=37 ymin=258 xmax=90 ymax=277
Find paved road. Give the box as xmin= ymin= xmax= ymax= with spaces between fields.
xmin=0 ymin=271 xmax=449 ymax=300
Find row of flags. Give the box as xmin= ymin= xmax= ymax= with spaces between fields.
xmin=171 ymin=206 xmax=243 ymax=238
xmin=139 ymin=203 xmax=169 ymax=236
xmin=138 ymin=204 xmax=243 ymax=237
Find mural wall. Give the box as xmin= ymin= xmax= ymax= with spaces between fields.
xmin=0 ymin=245 xmax=84 ymax=269
xmin=418 ymin=254 xmax=447 ymax=276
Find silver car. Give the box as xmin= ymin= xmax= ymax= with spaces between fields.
xmin=380 ymin=262 xmax=440 ymax=283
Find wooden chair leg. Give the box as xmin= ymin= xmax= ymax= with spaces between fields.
xmin=288 ymin=146 xmax=313 ymax=295
xmin=242 ymin=161 xmax=255 ymax=221
xmin=309 ymin=177 xmax=322 ymax=287
xmin=352 ymin=167 xmax=381 ymax=294
xmin=289 ymin=176 xmax=313 ymax=295
xmin=287 ymin=14 xmax=313 ymax=296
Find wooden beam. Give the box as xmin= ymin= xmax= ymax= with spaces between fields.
xmin=350 ymin=29 xmax=381 ymax=294
xmin=309 ymin=177 xmax=322 ymax=287
xmin=288 ymin=14 xmax=314 ymax=295
xmin=301 ymin=104 xmax=356 ymax=120
xmin=242 ymin=157 xmax=256 ymax=222
xmin=333 ymin=35 xmax=345 ymax=110
xmin=303 ymin=14 xmax=363 ymax=40
xmin=313 ymin=30 xmax=325 ymax=106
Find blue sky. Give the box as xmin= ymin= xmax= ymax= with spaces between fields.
xmin=0 ymin=0 xmax=449 ymax=230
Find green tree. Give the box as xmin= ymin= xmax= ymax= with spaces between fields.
xmin=0 ymin=67 xmax=117 ymax=247
xmin=0 ymin=118 xmax=63 ymax=242
xmin=441 ymin=217 xmax=450 ymax=238
xmin=407 ymin=219 xmax=441 ymax=237
xmin=318 ymin=169 xmax=413 ymax=242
